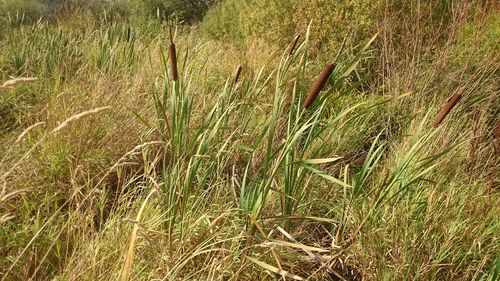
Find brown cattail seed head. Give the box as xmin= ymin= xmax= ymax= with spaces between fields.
xmin=494 ymin=119 xmax=500 ymax=154
xmin=432 ymin=91 xmax=462 ymax=128
xmin=288 ymin=34 xmax=300 ymax=56
xmin=493 ymin=119 xmax=500 ymax=137
xmin=234 ymin=65 xmax=242 ymax=84
xmin=303 ymin=63 xmax=336 ymax=109
xmin=169 ymin=42 xmax=178 ymax=82
xmin=352 ymin=153 xmax=367 ymax=166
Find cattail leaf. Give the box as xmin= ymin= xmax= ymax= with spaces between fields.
xmin=361 ymin=32 xmax=379 ymax=52
xmin=234 ymin=144 xmax=255 ymax=153
xmin=302 ymin=164 xmax=351 ymax=188
xmin=301 ymin=157 xmax=343 ymax=165
xmin=246 ymin=256 xmax=305 ymax=280
xmin=120 ymin=189 xmax=156 ymax=281
xmin=266 ymin=239 xmax=329 ymax=253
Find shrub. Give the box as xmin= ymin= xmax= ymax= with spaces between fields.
xmin=250 ymin=0 xmax=373 ymax=57
xmin=201 ymin=0 xmax=375 ymax=61
xmin=171 ymin=0 xmax=212 ymax=22
xmin=128 ymin=0 xmax=212 ymax=22
xmin=0 ymin=0 xmax=48 ymax=25
xmin=61 ymin=0 xmax=131 ymax=21
xmin=0 ymin=0 xmax=214 ymax=25
xmin=200 ymin=0 xmax=245 ymax=42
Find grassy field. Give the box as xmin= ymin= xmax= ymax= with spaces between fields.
xmin=0 ymin=1 xmax=499 ymax=280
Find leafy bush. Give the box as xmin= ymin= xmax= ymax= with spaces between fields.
xmin=0 ymin=0 xmax=213 ymax=25
xmin=201 ymin=0 xmax=375 ymax=61
xmin=0 ymin=0 xmax=48 ymax=24
xmin=200 ymin=0 xmax=247 ymax=42
xmin=171 ymin=0 xmax=212 ymax=22
xmin=128 ymin=0 xmax=212 ymax=22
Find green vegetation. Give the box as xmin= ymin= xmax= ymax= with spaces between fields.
xmin=0 ymin=1 xmax=499 ymax=280
xmin=202 ymin=0 xmax=373 ymax=61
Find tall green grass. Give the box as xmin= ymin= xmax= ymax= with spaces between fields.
xmin=0 ymin=5 xmax=498 ymax=281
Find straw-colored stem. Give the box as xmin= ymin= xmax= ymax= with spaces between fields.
xmin=494 ymin=119 xmax=500 ymax=139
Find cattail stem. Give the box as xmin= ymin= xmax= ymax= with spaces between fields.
xmin=182 ymin=47 xmax=189 ymax=72
xmin=303 ymin=63 xmax=336 ymax=109
xmin=288 ymin=34 xmax=300 ymax=56
xmin=432 ymin=91 xmax=462 ymax=127
xmin=234 ymin=65 xmax=242 ymax=84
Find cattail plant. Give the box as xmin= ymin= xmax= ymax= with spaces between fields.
xmin=303 ymin=63 xmax=336 ymax=109
xmin=494 ymin=119 xmax=500 ymax=139
xmin=233 ymin=65 xmax=242 ymax=84
xmin=351 ymin=153 xmax=367 ymax=166
xmin=288 ymin=34 xmax=300 ymax=56
xmin=494 ymin=119 xmax=500 ymax=154
xmin=432 ymin=91 xmax=462 ymax=127
xmin=169 ymin=29 xmax=179 ymax=82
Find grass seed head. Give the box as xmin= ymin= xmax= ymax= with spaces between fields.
xmin=0 ymin=77 xmax=37 ymax=89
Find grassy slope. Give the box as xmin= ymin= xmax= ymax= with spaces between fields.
xmin=0 ymin=7 xmax=499 ymax=281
